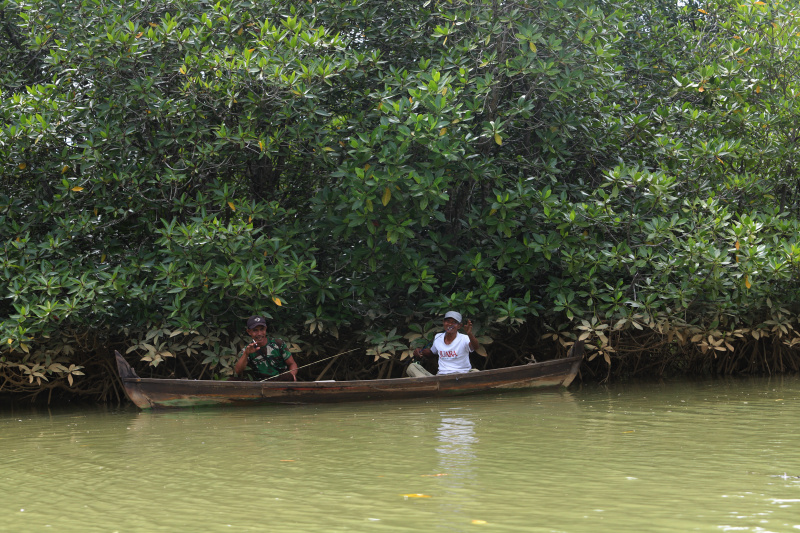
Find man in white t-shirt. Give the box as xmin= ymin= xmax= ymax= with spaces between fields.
xmin=412 ymin=311 xmax=484 ymax=375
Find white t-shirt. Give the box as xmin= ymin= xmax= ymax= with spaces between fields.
xmin=431 ymin=332 xmax=473 ymax=375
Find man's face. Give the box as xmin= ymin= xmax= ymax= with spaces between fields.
xmin=443 ymin=318 xmax=461 ymax=333
xmin=247 ymin=325 xmax=267 ymax=345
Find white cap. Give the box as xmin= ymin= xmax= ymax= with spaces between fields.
xmin=444 ymin=311 xmax=462 ymax=323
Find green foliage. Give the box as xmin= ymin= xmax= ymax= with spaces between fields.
xmin=3 ymin=0 xmax=800 ymax=398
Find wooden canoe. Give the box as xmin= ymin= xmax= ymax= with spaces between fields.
xmin=115 ymin=343 xmax=583 ymax=409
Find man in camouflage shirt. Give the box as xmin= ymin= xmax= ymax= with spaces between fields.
xmin=234 ymin=316 xmax=298 ymax=381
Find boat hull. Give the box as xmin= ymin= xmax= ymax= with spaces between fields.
xmin=115 ymin=346 xmax=583 ymax=409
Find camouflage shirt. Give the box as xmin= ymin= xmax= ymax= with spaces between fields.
xmin=244 ymin=339 xmax=291 ymax=378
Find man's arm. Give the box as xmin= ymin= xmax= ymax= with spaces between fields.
xmin=234 ymin=342 xmax=258 ymax=375
xmin=234 ymin=351 xmax=249 ymax=375
xmin=285 ymin=356 xmax=298 ymax=381
xmin=274 ymin=339 xmax=298 ymax=381
xmin=464 ymin=320 xmax=483 ymax=356
xmin=413 ymin=340 xmax=438 ymax=358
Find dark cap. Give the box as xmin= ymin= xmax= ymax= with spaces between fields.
xmin=246 ymin=316 xmax=267 ymax=329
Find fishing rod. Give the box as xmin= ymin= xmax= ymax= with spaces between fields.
xmin=259 ymin=347 xmax=361 ymax=381
xmin=260 ymin=318 xmax=472 ymax=382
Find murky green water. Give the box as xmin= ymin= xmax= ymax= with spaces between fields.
xmin=3 ymin=376 xmax=800 ymax=532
